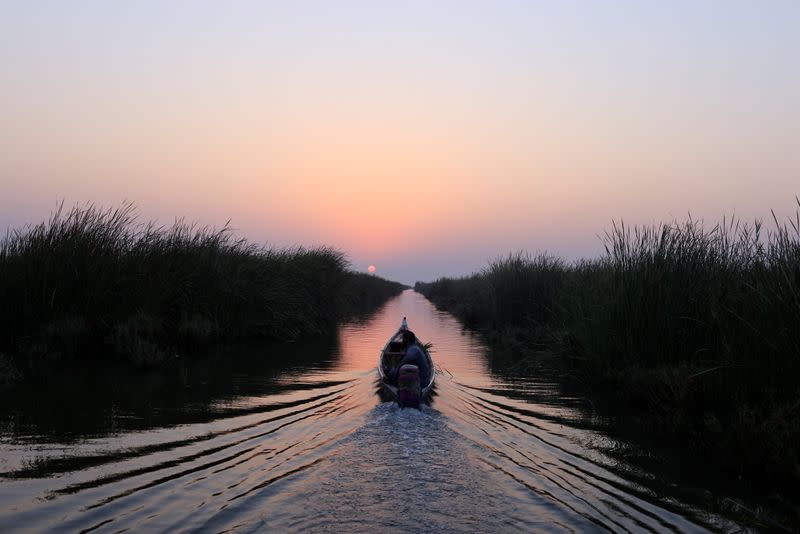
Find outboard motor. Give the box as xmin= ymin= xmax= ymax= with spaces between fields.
xmin=397 ymin=364 xmax=421 ymax=408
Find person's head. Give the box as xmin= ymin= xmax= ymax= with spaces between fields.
xmin=402 ymin=330 xmax=416 ymax=346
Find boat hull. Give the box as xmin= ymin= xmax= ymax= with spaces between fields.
xmin=377 ymin=326 xmax=435 ymax=407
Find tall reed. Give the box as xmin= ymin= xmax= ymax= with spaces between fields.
xmin=0 ymin=203 xmax=404 ymax=367
xmin=416 ymin=202 xmax=800 ymax=486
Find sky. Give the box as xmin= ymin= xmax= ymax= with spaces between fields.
xmin=1 ymin=1 xmax=798 ymax=284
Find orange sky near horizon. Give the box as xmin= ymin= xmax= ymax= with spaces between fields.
xmin=1 ymin=2 xmax=798 ymax=284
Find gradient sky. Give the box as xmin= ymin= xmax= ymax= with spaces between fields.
xmin=2 ymin=1 xmax=799 ymax=284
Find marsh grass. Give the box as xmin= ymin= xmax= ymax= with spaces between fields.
xmin=416 ymin=202 xmax=800 ymax=488
xmin=0 ymin=203 xmax=404 ymax=370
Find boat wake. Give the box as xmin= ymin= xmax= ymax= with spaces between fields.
xmin=234 ymin=402 xmax=541 ymax=533
xmin=0 ymin=291 xmax=775 ymax=532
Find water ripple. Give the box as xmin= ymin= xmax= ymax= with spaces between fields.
xmin=0 ymin=291 xmax=780 ymax=532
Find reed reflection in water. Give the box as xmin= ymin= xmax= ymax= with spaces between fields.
xmin=0 ymin=290 xmax=759 ymax=532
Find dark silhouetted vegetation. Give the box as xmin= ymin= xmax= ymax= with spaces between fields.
xmin=416 ymin=203 xmax=800 ymax=492
xmin=0 ymin=203 xmax=404 ymax=376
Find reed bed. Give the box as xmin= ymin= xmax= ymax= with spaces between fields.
xmin=0 ymin=203 xmax=404 ymax=369
xmin=416 ymin=204 xmax=800 ymax=489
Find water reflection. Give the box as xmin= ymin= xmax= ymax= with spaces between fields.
xmin=0 ymin=335 xmax=342 ymax=441
xmin=0 ymin=290 xmax=788 ymax=532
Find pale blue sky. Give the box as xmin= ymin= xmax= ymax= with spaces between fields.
xmin=2 ymin=1 xmax=799 ymax=283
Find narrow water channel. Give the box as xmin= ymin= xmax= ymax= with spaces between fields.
xmin=0 ymin=290 xmax=781 ymax=532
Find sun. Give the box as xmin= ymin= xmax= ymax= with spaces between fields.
xmin=367 ymin=265 xmax=376 ymax=273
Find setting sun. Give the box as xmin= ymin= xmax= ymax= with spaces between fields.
xmin=368 ymin=265 xmax=376 ymax=273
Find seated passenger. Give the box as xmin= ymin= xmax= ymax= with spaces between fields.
xmin=388 ymin=330 xmax=430 ymax=387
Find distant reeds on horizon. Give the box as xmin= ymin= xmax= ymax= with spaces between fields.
xmin=416 ymin=201 xmax=800 ymax=486
xmin=0 ymin=202 xmax=404 ymax=368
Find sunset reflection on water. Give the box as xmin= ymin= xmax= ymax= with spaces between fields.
xmin=0 ymin=290 xmax=758 ymax=532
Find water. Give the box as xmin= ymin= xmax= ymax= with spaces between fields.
xmin=0 ymin=290 xmax=787 ymax=532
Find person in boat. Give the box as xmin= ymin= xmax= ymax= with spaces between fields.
xmin=389 ymin=330 xmax=430 ymax=388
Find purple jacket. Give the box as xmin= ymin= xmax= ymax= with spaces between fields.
xmin=390 ymin=345 xmax=430 ymax=387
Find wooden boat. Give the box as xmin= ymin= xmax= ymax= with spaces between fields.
xmin=377 ymin=317 xmax=435 ymax=408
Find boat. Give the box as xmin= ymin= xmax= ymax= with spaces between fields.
xmin=377 ymin=317 xmax=435 ymax=408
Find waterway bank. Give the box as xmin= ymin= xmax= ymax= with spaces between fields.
xmin=414 ymin=211 xmax=800 ymax=512
xmin=0 ymin=203 xmax=404 ymax=382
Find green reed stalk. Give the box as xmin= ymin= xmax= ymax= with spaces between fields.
xmin=416 ymin=201 xmax=800 ymax=488
xmin=0 ymin=203 xmax=404 ymax=368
